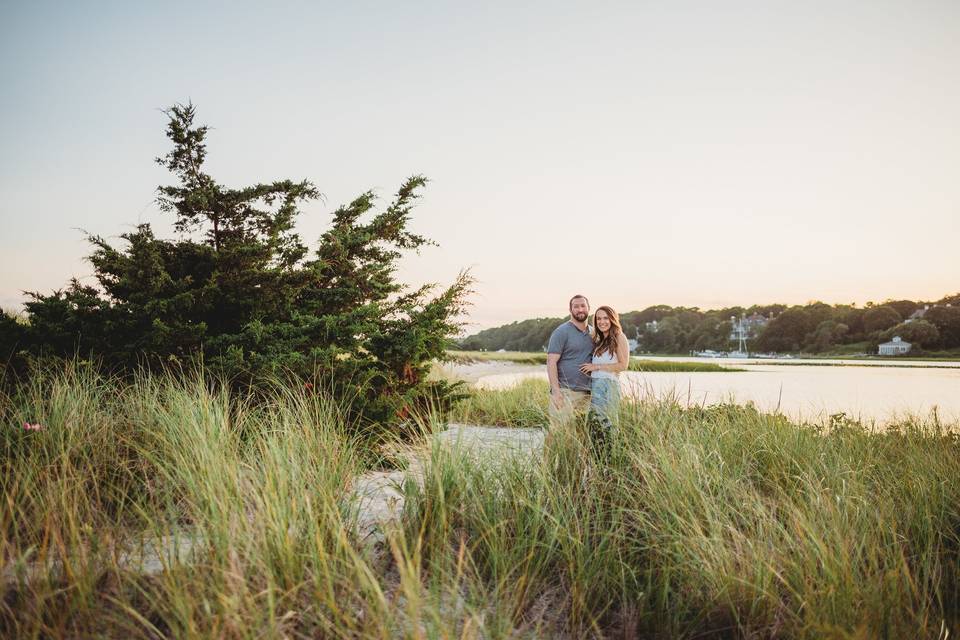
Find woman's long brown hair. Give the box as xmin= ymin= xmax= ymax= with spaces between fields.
xmin=593 ymin=305 xmax=622 ymax=356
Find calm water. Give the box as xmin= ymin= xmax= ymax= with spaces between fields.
xmin=473 ymin=358 xmax=960 ymax=425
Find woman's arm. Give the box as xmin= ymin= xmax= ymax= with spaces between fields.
xmin=615 ymin=331 xmax=630 ymax=371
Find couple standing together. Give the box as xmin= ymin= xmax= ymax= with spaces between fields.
xmin=546 ymin=294 xmax=629 ymax=435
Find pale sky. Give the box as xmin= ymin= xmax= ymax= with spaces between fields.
xmin=2 ymin=1 xmax=958 ymax=333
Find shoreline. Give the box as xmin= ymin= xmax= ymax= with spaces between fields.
xmin=448 ymin=359 xmax=960 ymax=427
xmin=450 ymin=350 xmax=960 ymax=370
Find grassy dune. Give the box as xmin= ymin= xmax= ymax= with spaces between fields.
xmin=449 ymin=378 xmax=551 ymax=428
xmin=448 ymin=350 xmax=743 ymax=372
xmin=627 ymin=359 xmax=744 ymax=372
xmin=447 ymin=350 xmax=550 ymax=365
xmin=2 ymin=365 xmax=958 ymax=637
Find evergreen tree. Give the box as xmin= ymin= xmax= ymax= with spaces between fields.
xmin=22 ymin=103 xmax=472 ymax=425
xmin=0 ymin=311 xmax=26 ymax=378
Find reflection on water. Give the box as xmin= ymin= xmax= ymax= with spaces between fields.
xmin=476 ymin=361 xmax=960 ymax=425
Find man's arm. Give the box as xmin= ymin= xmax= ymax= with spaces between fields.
xmin=545 ymin=326 xmax=566 ymax=407
xmin=547 ymin=353 xmax=565 ymax=408
xmin=547 ymin=353 xmax=562 ymax=392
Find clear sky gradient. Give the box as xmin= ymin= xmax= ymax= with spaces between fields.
xmin=2 ymin=1 xmax=958 ymax=332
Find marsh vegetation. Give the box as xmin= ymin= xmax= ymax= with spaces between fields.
xmin=2 ymin=364 xmax=958 ymax=638
xmin=448 ymin=350 xmax=742 ymax=373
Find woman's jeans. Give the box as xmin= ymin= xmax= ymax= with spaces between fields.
xmin=590 ymin=377 xmax=620 ymax=444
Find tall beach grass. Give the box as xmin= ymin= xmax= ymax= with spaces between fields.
xmin=0 ymin=364 xmax=419 ymax=637
xmin=1 ymin=362 xmax=958 ymax=637
xmin=421 ymin=395 xmax=960 ymax=637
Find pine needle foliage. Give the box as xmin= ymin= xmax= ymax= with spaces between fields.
xmin=19 ymin=102 xmax=472 ymax=426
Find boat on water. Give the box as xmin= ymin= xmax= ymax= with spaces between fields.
xmin=692 ymin=349 xmax=749 ymax=358
xmin=693 ymin=349 xmax=724 ymax=358
xmin=692 ymin=316 xmax=752 ymax=358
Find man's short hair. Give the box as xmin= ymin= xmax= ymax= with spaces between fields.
xmin=569 ymin=294 xmax=590 ymax=311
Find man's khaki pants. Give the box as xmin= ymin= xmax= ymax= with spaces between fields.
xmin=548 ymin=388 xmax=591 ymax=432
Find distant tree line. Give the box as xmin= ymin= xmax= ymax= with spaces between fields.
xmin=459 ymin=294 xmax=960 ymax=355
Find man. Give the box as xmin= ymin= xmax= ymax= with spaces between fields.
xmin=546 ymin=294 xmax=594 ymax=428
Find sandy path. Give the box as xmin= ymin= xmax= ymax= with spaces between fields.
xmin=353 ymin=424 xmax=543 ymax=544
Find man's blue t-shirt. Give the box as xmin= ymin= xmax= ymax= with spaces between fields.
xmin=546 ymin=321 xmax=594 ymax=392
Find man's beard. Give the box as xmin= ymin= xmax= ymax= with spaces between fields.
xmin=572 ymin=311 xmax=588 ymax=322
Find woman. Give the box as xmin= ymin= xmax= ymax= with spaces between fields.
xmin=579 ymin=305 xmax=629 ymax=435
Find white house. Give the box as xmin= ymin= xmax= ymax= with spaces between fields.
xmin=878 ymin=336 xmax=912 ymax=356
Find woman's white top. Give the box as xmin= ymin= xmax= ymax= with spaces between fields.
xmin=591 ymin=349 xmax=619 ymax=380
